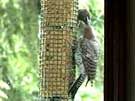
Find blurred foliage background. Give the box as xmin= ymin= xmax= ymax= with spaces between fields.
xmin=0 ymin=0 xmax=104 ymax=101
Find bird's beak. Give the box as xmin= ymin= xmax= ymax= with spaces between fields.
xmin=86 ymin=16 xmax=89 ymax=21
xmin=86 ymin=16 xmax=91 ymax=26
xmin=84 ymin=16 xmax=89 ymax=25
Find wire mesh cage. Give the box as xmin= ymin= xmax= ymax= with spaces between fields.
xmin=39 ymin=0 xmax=78 ymax=100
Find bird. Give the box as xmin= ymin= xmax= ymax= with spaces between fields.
xmin=68 ymin=9 xmax=99 ymax=99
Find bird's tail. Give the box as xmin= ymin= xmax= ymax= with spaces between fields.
xmin=68 ymin=74 xmax=86 ymax=99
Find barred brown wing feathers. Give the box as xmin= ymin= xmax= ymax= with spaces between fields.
xmin=80 ymin=38 xmax=98 ymax=86
xmin=82 ymin=56 xmax=97 ymax=79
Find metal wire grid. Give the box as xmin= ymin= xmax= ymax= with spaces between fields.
xmin=39 ymin=0 xmax=78 ymax=100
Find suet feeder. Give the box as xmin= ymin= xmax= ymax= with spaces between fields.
xmin=39 ymin=0 xmax=78 ymax=100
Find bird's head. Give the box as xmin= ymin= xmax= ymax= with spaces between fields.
xmin=77 ymin=9 xmax=90 ymax=25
